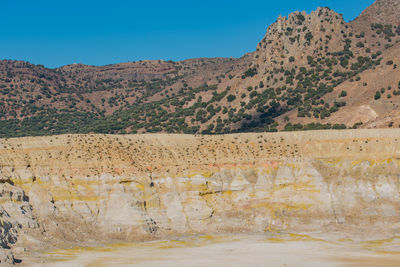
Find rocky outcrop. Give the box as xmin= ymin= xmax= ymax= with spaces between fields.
xmin=59 ymin=61 xmax=177 ymax=82
xmin=0 ymin=249 xmax=16 ymax=266
xmin=1 ymin=129 xmax=400 ymax=262
xmin=0 ymin=183 xmax=38 ymax=265
xmin=254 ymin=7 xmax=350 ymax=70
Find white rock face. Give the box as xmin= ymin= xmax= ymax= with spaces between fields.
xmin=1 ymin=129 xmax=400 ymax=259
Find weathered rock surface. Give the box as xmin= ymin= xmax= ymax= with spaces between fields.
xmin=0 ymin=183 xmax=38 ymax=265
xmin=0 ymin=249 xmax=16 ymax=266
xmin=1 ymin=129 xmax=400 ymax=262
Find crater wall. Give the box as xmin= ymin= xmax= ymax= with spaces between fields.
xmin=1 ymin=129 xmax=400 ymax=262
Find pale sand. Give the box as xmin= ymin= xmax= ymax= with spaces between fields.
xmin=20 ymin=234 xmax=400 ymax=267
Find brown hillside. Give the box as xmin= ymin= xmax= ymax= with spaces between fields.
xmin=0 ymin=0 xmax=399 ymax=137
xmin=351 ymin=0 xmax=400 ymax=33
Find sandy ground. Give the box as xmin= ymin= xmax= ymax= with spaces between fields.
xmin=19 ymin=234 xmax=400 ymax=267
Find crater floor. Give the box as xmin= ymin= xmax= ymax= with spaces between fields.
xmin=20 ymin=234 xmax=400 ymax=267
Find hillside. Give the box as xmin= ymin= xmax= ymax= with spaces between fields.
xmin=1 ymin=0 xmax=400 ymax=137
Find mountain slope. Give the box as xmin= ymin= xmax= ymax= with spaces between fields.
xmin=0 ymin=0 xmax=399 ymax=137
xmin=351 ymin=0 xmax=400 ymax=33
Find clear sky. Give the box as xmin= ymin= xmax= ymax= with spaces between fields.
xmin=1 ymin=0 xmax=375 ymax=68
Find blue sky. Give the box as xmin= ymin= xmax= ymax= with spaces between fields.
xmin=1 ymin=0 xmax=375 ymax=68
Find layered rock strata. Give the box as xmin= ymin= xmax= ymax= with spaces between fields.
xmin=1 ymin=129 xmax=400 ymax=263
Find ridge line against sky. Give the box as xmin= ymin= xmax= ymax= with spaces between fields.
xmin=1 ymin=0 xmax=375 ymax=68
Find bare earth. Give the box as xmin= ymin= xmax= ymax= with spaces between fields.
xmin=20 ymin=234 xmax=400 ymax=267
xmin=3 ymin=129 xmax=400 ymax=265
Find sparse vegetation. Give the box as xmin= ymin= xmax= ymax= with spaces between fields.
xmin=375 ymin=91 xmax=381 ymax=100
xmin=227 ymin=94 xmax=236 ymax=102
xmin=0 ymin=2 xmax=399 ymax=137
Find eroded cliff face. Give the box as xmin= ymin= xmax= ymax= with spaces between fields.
xmin=1 ymin=130 xmax=400 ymax=263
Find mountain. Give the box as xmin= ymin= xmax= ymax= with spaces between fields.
xmin=0 ymin=0 xmax=399 ymax=137
xmin=350 ymin=0 xmax=400 ymax=32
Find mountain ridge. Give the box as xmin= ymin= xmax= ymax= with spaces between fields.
xmin=0 ymin=0 xmax=399 ymax=137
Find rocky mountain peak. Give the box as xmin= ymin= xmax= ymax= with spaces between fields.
xmin=253 ymin=7 xmax=349 ymax=72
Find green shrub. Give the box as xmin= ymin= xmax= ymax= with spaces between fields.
xmin=242 ymin=68 xmax=258 ymax=78
xmin=332 ymin=124 xmax=346 ymax=129
xmin=297 ymin=14 xmax=305 ymax=22
xmin=305 ymin=32 xmax=313 ymax=42
xmin=249 ymin=91 xmax=258 ymax=98
xmin=374 ymin=91 xmax=381 ymax=100
xmin=227 ymin=94 xmax=236 ymax=102
xmin=340 ymin=59 xmax=349 ymax=68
